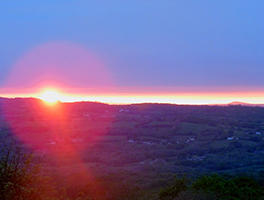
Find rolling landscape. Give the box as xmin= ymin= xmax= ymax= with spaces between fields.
xmin=1 ymin=1 xmax=264 ymax=199
xmin=1 ymin=97 xmax=264 ymax=199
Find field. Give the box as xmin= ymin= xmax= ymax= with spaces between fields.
xmin=1 ymin=98 xmax=264 ymax=198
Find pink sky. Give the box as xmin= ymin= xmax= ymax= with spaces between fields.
xmin=1 ymin=42 xmax=264 ymax=105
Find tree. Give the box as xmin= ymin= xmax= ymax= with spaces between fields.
xmin=229 ymin=140 xmax=243 ymax=149
xmin=159 ymin=175 xmax=188 ymax=199
xmin=0 ymin=139 xmax=57 ymax=200
xmin=191 ymin=174 xmax=264 ymax=200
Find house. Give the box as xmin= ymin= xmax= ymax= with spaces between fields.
xmin=142 ymin=141 xmax=153 ymax=145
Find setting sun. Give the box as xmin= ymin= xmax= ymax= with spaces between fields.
xmin=40 ymin=90 xmax=61 ymax=103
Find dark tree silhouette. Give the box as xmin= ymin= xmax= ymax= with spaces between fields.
xmin=0 ymin=139 xmax=57 ymax=200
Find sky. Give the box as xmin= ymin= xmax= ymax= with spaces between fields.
xmin=0 ymin=1 xmax=264 ymax=104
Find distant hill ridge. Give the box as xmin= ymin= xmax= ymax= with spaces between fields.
xmin=228 ymin=101 xmax=264 ymax=107
xmin=0 ymin=96 xmax=263 ymax=107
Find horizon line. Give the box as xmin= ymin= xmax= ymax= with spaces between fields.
xmin=0 ymin=95 xmax=263 ymax=107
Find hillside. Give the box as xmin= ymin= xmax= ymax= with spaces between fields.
xmin=1 ymin=97 xmax=264 ymax=198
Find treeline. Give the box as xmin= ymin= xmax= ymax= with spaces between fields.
xmin=159 ymin=174 xmax=264 ymax=200
xmin=1 ymin=141 xmax=264 ymax=200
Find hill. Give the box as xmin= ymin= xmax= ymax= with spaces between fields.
xmin=228 ymin=101 xmax=264 ymax=107
xmin=1 ymin=97 xmax=264 ymax=198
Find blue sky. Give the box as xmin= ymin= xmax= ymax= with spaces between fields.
xmin=1 ymin=1 xmax=264 ymax=94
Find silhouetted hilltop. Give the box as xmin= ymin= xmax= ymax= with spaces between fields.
xmin=228 ymin=101 xmax=264 ymax=107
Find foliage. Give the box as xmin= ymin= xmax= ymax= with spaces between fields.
xmin=192 ymin=174 xmax=264 ymax=200
xmin=0 ymin=140 xmax=57 ymax=200
xmin=159 ymin=175 xmax=188 ymax=199
xmin=158 ymin=174 xmax=264 ymax=200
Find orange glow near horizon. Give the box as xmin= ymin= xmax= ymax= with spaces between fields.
xmin=2 ymin=41 xmax=264 ymax=105
xmin=1 ymin=88 xmax=264 ymax=105
xmin=58 ymin=93 xmax=264 ymax=105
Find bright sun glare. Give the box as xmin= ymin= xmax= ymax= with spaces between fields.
xmin=40 ymin=90 xmax=60 ymax=103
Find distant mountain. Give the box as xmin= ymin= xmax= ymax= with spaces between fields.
xmin=228 ymin=101 xmax=264 ymax=107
